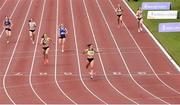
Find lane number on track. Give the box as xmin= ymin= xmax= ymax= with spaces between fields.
xmin=14 ymin=72 xmax=23 ymax=76
xmin=137 ymin=72 xmax=146 ymax=75
xmin=112 ymin=72 xmax=121 ymax=75
xmin=40 ymin=72 xmax=47 ymax=76
xmin=64 ymin=72 xmax=72 ymax=76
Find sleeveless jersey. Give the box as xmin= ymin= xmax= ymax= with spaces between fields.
xmin=4 ymin=20 xmax=11 ymax=26
xmin=116 ymin=8 xmax=122 ymax=15
xmin=87 ymin=49 xmax=95 ymax=56
xmin=59 ymin=27 xmax=66 ymax=36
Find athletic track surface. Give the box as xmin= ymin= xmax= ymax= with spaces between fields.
xmin=0 ymin=0 xmax=180 ymax=104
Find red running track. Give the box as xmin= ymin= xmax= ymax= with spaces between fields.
xmin=0 ymin=0 xmax=180 ymax=104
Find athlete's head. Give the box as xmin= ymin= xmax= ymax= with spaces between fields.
xmin=60 ymin=24 xmax=64 ymax=28
xmin=138 ymin=7 xmax=142 ymax=11
xmin=29 ymin=18 xmax=33 ymax=22
xmin=87 ymin=44 xmax=93 ymax=49
xmin=42 ymin=33 xmax=47 ymax=38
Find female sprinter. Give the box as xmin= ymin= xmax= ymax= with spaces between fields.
xmin=83 ymin=44 xmax=100 ymax=79
xmin=136 ymin=7 xmax=143 ymax=32
xmin=58 ymin=24 xmax=68 ymax=52
xmin=41 ymin=33 xmax=53 ymax=64
xmin=28 ymin=18 xmax=36 ymax=44
xmin=116 ymin=4 xmax=123 ymax=25
xmin=3 ymin=16 xmax=12 ymax=44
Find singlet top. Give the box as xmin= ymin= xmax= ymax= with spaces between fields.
xmin=137 ymin=10 xmax=143 ymax=18
xmin=116 ymin=8 xmax=122 ymax=15
xmin=4 ymin=19 xmax=11 ymax=26
xmin=42 ymin=38 xmax=49 ymax=47
xmin=87 ymin=49 xmax=95 ymax=56
xmin=59 ymin=27 xmax=67 ymax=35
xmin=29 ymin=22 xmax=36 ymax=30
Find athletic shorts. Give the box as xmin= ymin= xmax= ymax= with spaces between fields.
xmin=5 ymin=28 xmax=11 ymax=31
xmin=43 ymin=46 xmax=49 ymax=51
xmin=117 ymin=14 xmax=122 ymax=17
xmin=29 ymin=30 xmax=35 ymax=33
xmin=59 ymin=35 xmax=66 ymax=39
xmin=137 ymin=18 xmax=142 ymax=21
xmin=87 ymin=58 xmax=94 ymax=63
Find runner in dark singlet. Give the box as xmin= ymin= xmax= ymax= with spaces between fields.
xmin=3 ymin=16 xmax=12 ymax=44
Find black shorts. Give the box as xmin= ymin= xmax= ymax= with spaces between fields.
xmin=137 ymin=18 xmax=142 ymax=21
xmin=5 ymin=28 xmax=11 ymax=31
xmin=29 ymin=30 xmax=35 ymax=33
xmin=117 ymin=14 xmax=122 ymax=17
xmin=43 ymin=46 xmax=49 ymax=51
xmin=59 ymin=35 xmax=66 ymax=39
xmin=87 ymin=58 xmax=94 ymax=63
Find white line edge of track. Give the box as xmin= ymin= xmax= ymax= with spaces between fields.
xmin=122 ymin=0 xmax=180 ymax=72
xmin=120 ymin=0 xmax=180 ymax=95
xmin=0 ymin=0 xmax=8 ymax=10
xmin=29 ymin=0 xmax=47 ymax=104
xmin=97 ymin=0 xmax=170 ymax=104
xmin=0 ymin=0 xmax=21 ymax=38
xmin=3 ymin=0 xmax=35 ymax=104
xmin=83 ymin=0 xmax=137 ymax=104
xmin=70 ymin=0 xmax=107 ymax=104
xmin=54 ymin=0 xmax=77 ymax=104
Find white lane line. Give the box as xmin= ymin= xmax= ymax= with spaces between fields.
xmin=83 ymin=0 xmax=137 ymax=104
xmin=29 ymin=0 xmax=47 ymax=104
xmin=3 ymin=0 xmax=34 ymax=104
xmin=97 ymin=0 xmax=170 ymax=104
xmin=0 ymin=0 xmax=21 ymax=38
xmin=120 ymin=0 xmax=180 ymax=95
xmin=70 ymin=0 xmax=107 ymax=104
xmin=54 ymin=0 xmax=77 ymax=104
xmin=0 ymin=0 xmax=8 ymax=10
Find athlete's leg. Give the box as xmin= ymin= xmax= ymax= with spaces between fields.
xmin=6 ymin=30 xmax=11 ymax=43
xmin=86 ymin=60 xmax=90 ymax=69
xmin=90 ymin=60 xmax=94 ymax=79
xmin=29 ymin=31 xmax=33 ymax=40
xmin=45 ymin=48 xmax=50 ymax=64
xmin=140 ymin=18 xmax=143 ymax=31
xmin=61 ymin=38 xmax=66 ymax=52
xmin=117 ymin=16 xmax=120 ymax=24
xmin=137 ymin=19 xmax=140 ymax=32
xmin=59 ymin=38 xmax=62 ymax=45
xmin=120 ymin=15 xmax=123 ymax=24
